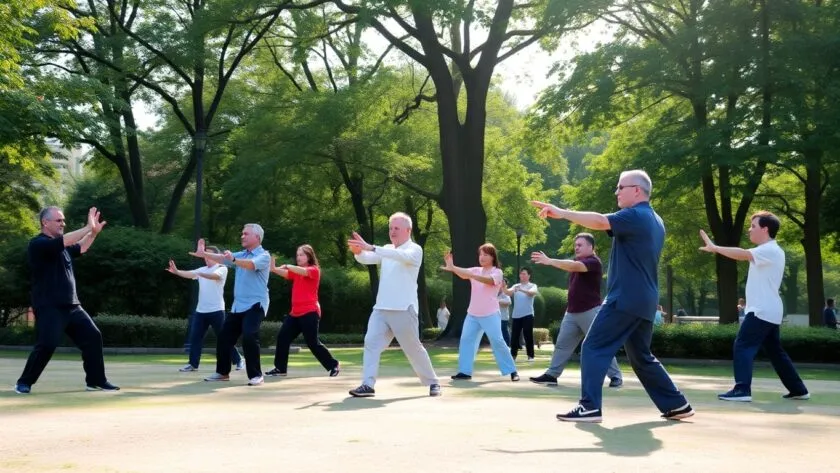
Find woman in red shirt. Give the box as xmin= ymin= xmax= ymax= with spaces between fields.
xmin=266 ymin=244 xmax=340 ymax=377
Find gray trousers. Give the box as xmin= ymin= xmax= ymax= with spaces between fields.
xmin=546 ymin=306 xmax=622 ymax=380
xmin=362 ymin=308 xmax=439 ymax=387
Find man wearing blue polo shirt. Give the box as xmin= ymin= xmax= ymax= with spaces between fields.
xmin=192 ymin=224 xmax=270 ymax=386
xmin=531 ymin=170 xmax=693 ymax=423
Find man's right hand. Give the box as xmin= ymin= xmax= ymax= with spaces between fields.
xmin=531 ymin=251 xmax=550 ymax=265
xmin=166 ymin=259 xmax=177 ymax=273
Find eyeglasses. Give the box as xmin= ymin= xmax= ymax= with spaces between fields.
xmin=616 ymin=184 xmax=640 ymax=191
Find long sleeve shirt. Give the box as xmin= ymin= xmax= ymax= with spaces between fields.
xmin=354 ymin=240 xmax=423 ymax=313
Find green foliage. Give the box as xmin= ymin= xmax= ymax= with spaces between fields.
xmin=0 ymin=315 xmax=368 ymax=347
xmin=536 ymin=287 xmax=568 ymax=327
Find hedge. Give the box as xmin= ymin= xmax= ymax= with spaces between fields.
xmin=546 ymin=320 xmax=840 ymax=363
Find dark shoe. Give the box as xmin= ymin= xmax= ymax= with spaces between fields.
xmin=556 ymin=404 xmax=602 ymax=423
xmin=14 ymin=383 xmax=31 ymax=394
xmin=329 ymin=362 xmax=340 ymax=377
xmin=782 ymin=392 xmax=810 ymax=400
xmin=662 ymin=403 xmax=695 ymax=420
xmin=86 ymin=381 xmax=120 ymax=391
xmin=450 ymin=372 xmax=472 ymax=380
xmin=529 ymin=374 xmax=558 ymax=386
xmin=429 ymin=384 xmax=442 ymax=397
xmin=718 ymin=388 xmax=751 ymax=402
xmin=511 ymin=372 xmax=520 ymax=382
xmin=349 ymin=384 xmax=375 ymax=397
xmin=265 ymin=368 xmax=287 ymax=377
xmin=608 ymin=377 xmax=623 ymax=388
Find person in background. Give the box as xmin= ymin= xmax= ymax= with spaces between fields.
xmin=498 ymin=280 xmax=512 ymax=347
xmin=823 ymin=298 xmax=837 ymax=329
xmin=166 ymin=245 xmax=244 ymax=373
xmin=654 ymin=305 xmax=665 ymax=326
xmin=436 ymin=299 xmax=450 ymax=332
xmin=737 ymin=298 xmax=746 ymax=324
xmin=505 ymin=267 xmax=539 ymax=362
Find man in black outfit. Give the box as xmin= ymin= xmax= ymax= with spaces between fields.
xmin=14 ymin=206 xmax=119 ymax=394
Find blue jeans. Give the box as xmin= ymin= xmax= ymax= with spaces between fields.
xmin=580 ymin=302 xmax=687 ymax=412
xmin=458 ymin=312 xmax=517 ymax=375
xmin=188 ymin=310 xmax=242 ymax=368
xmin=216 ymin=303 xmax=263 ymax=378
xmin=733 ymin=313 xmax=808 ymax=395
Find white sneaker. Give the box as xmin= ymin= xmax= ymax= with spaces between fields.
xmin=179 ymin=364 xmax=197 ymax=372
xmin=203 ymin=373 xmax=230 ymax=382
xmin=526 ymin=357 xmax=535 ymax=362
xmin=248 ymin=375 xmax=264 ymax=386
xmin=235 ymin=360 xmax=245 ymax=371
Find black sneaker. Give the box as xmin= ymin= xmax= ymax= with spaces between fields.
xmin=510 ymin=372 xmax=520 ymax=382
xmin=329 ymin=362 xmax=341 ymax=377
xmin=662 ymin=403 xmax=695 ymax=420
xmin=450 ymin=372 xmax=472 ymax=380
xmin=782 ymin=392 xmax=810 ymax=400
xmin=718 ymin=388 xmax=751 ymax=402
xmin=349 ymin=384 xmax=375 ymax=397
xmin=429 ymin=384 xmax=442 ymax=397
xmin=86 ymin=381 xmax=120 ymax=391
xmin=265 ymin=368 xmax=287 ymax=377
xmin=608 ymin=377 xmax=623 ymax=388
xmin=556 ymin=404 xmax=602 ymax=423
xmin=14 ymin=383 xmax=31 ymax=394
xmin=529 ymin=374 xmax=558 ymax=386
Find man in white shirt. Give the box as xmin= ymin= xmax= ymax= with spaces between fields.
xmin=700 ymin=211 xmax=809 ymax=402
xmin=498 ymin=282 xmax=512 ymax=346
xmin=347 ymin=212 xmax=441 ymax=398
xmin=166 ymin=244 xmax=244 ymax=372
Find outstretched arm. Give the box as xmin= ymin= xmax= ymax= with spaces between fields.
xmin=531 ymin=251 xmax=588 ymax=273
xmin=531 ymin=201 xmax=611 ymax=231
xmin=440 ymin=252 xmax=497 ymax=286
xmin=699 ymin=230 xmax=753 ymax=262
xmin=166 ymin=260 xmax=198 ymax=280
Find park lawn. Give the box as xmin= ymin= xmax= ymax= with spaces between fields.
xmin=2 ymin=347 xmax=839 ymax=381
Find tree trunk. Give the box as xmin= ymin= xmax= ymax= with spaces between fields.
xmin=334 ymin=156 xmax=379 ymax=298
xmin=160 ymin=154 xmax=197 ymax=234
xmin=782 ymin=260 xmax=799 ymax=314
xmin=802 ymin=149 xmax=824 ymax=326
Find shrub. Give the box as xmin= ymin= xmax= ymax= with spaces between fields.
xmin=536 ymin=287 xmax=568 ymax=327
xmin=422 ymin=327 xmax=442 ymax=340
xmin=533 ymin=327 xmax=550 ymax=345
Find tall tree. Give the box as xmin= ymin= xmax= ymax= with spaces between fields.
xmin=332 ymin=0 xmax=604 ymax=332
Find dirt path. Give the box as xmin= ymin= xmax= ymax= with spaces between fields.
xmin=2 ymin=359 xmax=838 ymax=473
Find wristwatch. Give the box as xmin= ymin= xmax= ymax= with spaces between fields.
xmin=371 ymin=246 xmax=376 ymax=253
xmin=232 ymin=256 xmax=237 ymax=262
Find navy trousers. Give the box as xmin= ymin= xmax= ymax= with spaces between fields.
xmin=732 ymin=312 xmax=808 ymax=395
xmin=579 ymin=302 xmax=687 ymax=413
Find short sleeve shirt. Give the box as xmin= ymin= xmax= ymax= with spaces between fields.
xmin=192 ymin=264 xmax=228 ymax=313
xmin=745 ymin=240 xmax=785 ymax=324
xmin=286 ymin=266 xmax=321 ymax=317
xmin=604 ymin=202 xmax=665 ymax=320
xmin=467 ymin=267 xmax=503 ymax=317
xmin=566 ymin=255 xmax=602 ymax=313
xmin=28 ymin=233 xmax=81 ymax=308
xmin=230 ymin=246 xmax=271 ymax=314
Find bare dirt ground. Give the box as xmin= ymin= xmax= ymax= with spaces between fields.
xmin=2 ymin=358 xmax=838 ymax=473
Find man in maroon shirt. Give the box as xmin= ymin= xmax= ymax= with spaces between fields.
xmin=528 ymin=233 xmax=623 ymax=387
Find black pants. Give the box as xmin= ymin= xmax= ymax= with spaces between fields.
xmin=510 ymin=314 xmax=535 ymax=359
xmin=273 ymin=312 xmax=338 ymax=373
xmin=216 ymin=303 xmax=263 ymax=378
xmin=17 ymin=305 xmax=107 ymax=386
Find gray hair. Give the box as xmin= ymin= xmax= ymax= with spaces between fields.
xmin=620 ymin=170 xmax=652 ymax=196
xmin=38 ymin=206 xmax=61 ymax=226
xmin=389 ymin=212 xmax=413 ymax=229
xmin=244 ymin=223 xmax=264 ymax=242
